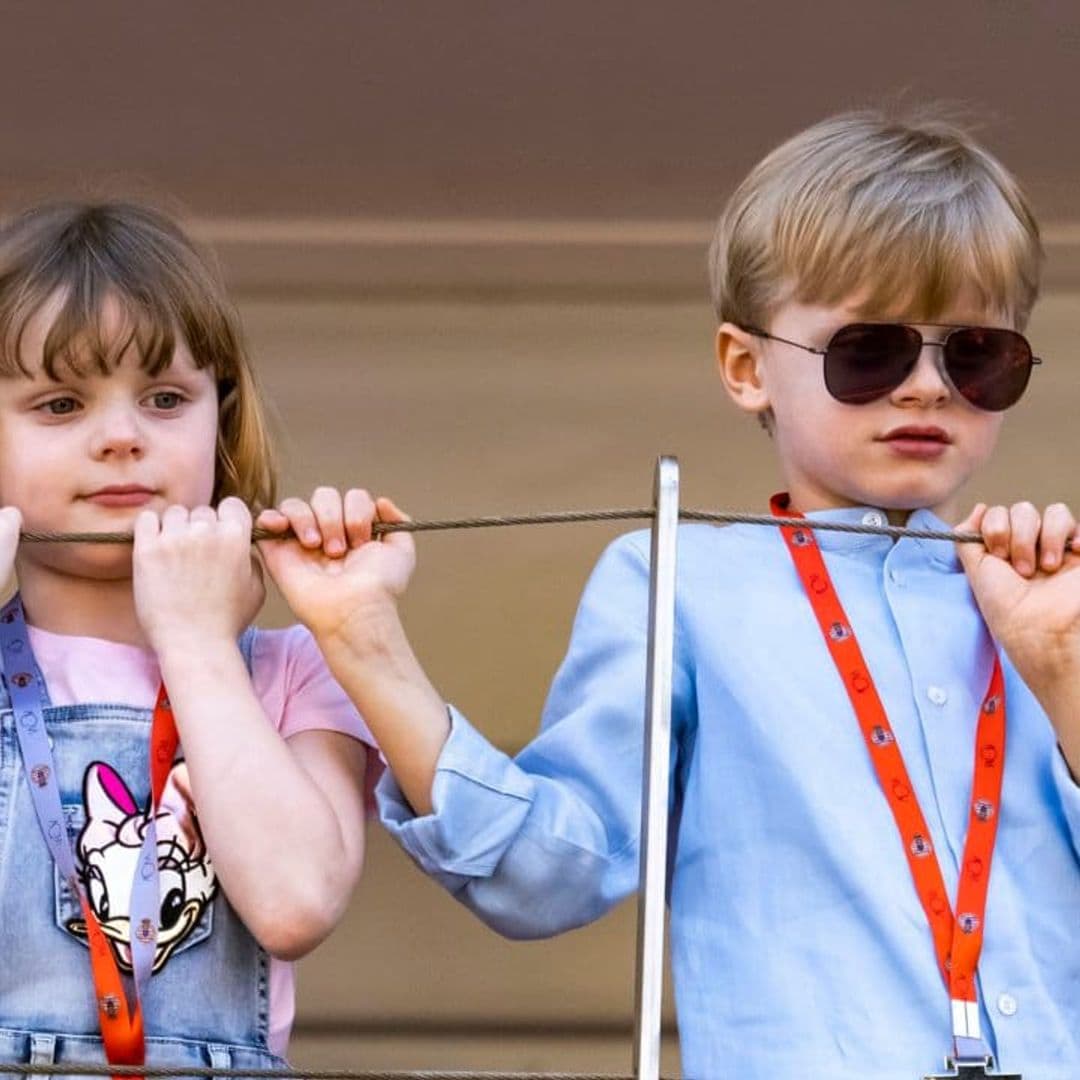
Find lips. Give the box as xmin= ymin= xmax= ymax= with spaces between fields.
xmin=82 ymin=485 xmax=157 ymax=508
xmin=878 ymin=426 xmax=952 ymax=460
xmin=881 ymin=426 xmax=952 ymax=444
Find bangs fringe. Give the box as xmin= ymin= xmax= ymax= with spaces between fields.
xmin=0 ymin=242 xmax=218 ymax=384
xmin=711 ymin=110 xmax=1043 ymax=332
xmin=5 ymin=284 xmax=181 ymax=382
xmin=781 ymin=180 xmax=1040 ymax=327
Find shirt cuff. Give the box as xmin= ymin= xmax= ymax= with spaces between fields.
xmin=376 ymin=705 xmax=534 ymax=878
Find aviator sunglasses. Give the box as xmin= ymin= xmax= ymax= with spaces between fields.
xmin=741 ymin=322 xmax=1041 ymax=412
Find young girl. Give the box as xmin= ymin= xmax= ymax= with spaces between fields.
xmin=0 ymin=202 xmax=374 ymax=1073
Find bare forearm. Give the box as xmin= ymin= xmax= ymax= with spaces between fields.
xmin=156 ymin=638 xmax=360 ymax=955
xmin=314 ymin=600 xmax=449 ymax=816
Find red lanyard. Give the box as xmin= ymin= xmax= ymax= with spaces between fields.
xmin=92 ymin=684 xmax=178 ymax=1066
xmin=771 ymin=494 xmax=1006 ymax=1044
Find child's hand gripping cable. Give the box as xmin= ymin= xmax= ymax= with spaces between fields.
xmin=957 ymin=500 xmax=1080 ymax=778
xmin=257 ymin=487 xmax=451 ymax=816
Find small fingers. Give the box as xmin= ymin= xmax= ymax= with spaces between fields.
xmin=310 ymin=486 xmax=347 ymax=556
xmin=160 ymin=504 xmax=190 ymax=536
xmin=1039 ymin=502 xmax=1078 ymax=571
xmin=977 ymin=501 xmax=1078 ymax=577
xmin=256 ymin=507 xmax=291 ymax=534
xmin=132 ymin=509 xmax=161 ymax=548
xmin=276 ymin=497 xmax=322 ymax=549
xmin=1007 ymin=501 xmax=1041 ymax=577
xmin=979 ymin=504 xmax=1011 ymax=562
xmin=189 ymin=504 xmax=217 ymax=529
xmin=343 ymin=488 xmax=376 ymax=548
xmin=217 ymin=496 xmax=253 ymax=537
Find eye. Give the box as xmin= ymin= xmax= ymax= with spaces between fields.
xmin=158 ymin=869 xmax=186 ymax=929
xmin=38 ymin=396 xmax=81 ymax=416
xmin=146 ymin=391 xmax=185 ymax=411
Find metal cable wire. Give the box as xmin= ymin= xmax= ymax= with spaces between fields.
xmin=13 ymin=507 xmax=1042 ymax=547
xmin=1 ymin=1066 xmax=655 ymax=1079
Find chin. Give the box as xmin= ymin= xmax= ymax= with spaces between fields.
xmin=862 ymin=468 xmax=965 ymax=512
xmin=28 ymin=543 xmax=135 ymax=581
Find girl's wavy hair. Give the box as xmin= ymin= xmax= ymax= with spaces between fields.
xmin=709 ymin=108 xmax=1043 ymax=331
xmin=0 ymin=201 xmax=277 ymax=508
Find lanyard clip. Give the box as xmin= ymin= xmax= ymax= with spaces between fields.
xmin=924 ymin=1057 xmax=1022 ymax=1079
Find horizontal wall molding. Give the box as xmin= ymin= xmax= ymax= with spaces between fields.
xmin=292 ymin=1019 xmax=678 ymax=1038
xmin=190 ymin=217 xmax=1080 ymax=301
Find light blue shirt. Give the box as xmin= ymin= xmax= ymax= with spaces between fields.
xmin=378 ymin=508 xmax=1080 ymax=1079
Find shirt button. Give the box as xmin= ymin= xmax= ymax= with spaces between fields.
xmin=927 ymin=686 xmax=948 ymax=706
xmin=862 ymin=510 xmax=886 ymax=527
xmin=997 ymin=993 xmax=1018 ymax=1017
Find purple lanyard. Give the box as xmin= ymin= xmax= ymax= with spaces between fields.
xmin=0 ymin=594 xmax=164 ymax=1023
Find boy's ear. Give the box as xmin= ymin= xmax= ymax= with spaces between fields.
xmin=715 ymin=323 xmax=771 ymax=417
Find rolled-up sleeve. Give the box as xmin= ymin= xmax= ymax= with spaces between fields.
xmin=377 ymin=532 xmax=693 ymax=939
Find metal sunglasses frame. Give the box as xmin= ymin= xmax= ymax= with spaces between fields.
xmin=740 ymin=322 xmax=1042 ymax=363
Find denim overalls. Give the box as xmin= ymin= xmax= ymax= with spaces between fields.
xmin=0 ymin=627 xmax=287 ymax=1076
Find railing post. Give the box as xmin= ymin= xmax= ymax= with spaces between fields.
xmin=633 ymin=455 xmax=680 ymax=1080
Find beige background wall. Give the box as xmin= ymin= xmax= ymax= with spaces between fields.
xmin=3 ymin=4 xmax=1079 ymax=1074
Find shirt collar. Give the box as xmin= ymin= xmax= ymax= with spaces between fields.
xmin=793 ymin=502 xmax=962 ymax=571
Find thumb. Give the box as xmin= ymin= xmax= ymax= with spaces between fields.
xmin=374 ymin=496 xmax=416 ymax=558
xmin=955 ymin=502 xmax=989 ymax=579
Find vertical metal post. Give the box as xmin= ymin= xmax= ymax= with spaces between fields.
xmin=633 ymin=455 xmax=680 ymax=1080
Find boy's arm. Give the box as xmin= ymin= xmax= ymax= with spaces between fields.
xmin=376 ymin=532 xmax=684 ymax=937
xmin=260 ymin=490 xmax=691 ymax=938
xmin=315 ymin=600 xmax=449 ymax=816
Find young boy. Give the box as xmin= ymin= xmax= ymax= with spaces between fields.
xmin=258 ymin=111 xmax=1080 ymax=1079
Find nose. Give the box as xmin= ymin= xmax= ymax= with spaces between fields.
xmin=889 ymin=341 xmax=951 ymax=407
xmin=89 ymin=400 xmax=146 ymax=461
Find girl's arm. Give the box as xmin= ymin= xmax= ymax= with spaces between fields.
xmin=133 ymin=500 xmax=368 ymax=960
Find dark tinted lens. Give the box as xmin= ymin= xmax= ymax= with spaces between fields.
xmin=943 ymin=327 xmax=1034 ymax=411
xmin=823 ymin=323 xmax=922 ymax=404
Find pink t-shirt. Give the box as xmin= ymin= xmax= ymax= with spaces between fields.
xmin=28 ymin=623 xmax=375 ymax=1058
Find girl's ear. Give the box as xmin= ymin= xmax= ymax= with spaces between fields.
xmin=715 ymin=323 xmax=771 ymax=418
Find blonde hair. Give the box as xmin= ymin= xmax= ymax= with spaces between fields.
xmin=709 ymin=109 xmax=1043 ymax=331
xmin=0 ymin=201 xmax=277 ymax=508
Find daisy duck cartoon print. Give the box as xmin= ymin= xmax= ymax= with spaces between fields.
xmin=64 ymin=760 xmax=217 ymax=973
